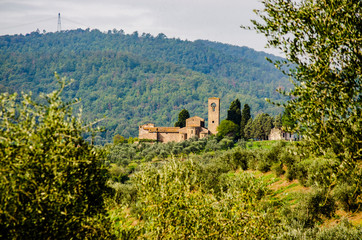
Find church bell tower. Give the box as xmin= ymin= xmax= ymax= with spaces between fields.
xmin=208 ymin=97 xmax=220 ymax=135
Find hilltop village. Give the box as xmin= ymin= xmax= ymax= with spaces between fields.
xmin=139 ymin=98 xmax=220 ymax=143
xmin=139 ymin=97 xmax=299 ymax=143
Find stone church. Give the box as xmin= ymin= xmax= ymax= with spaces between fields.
xmin=139 ymin=98 xmax=220 ymax=143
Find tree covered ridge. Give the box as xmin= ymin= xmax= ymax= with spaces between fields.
xmin=0 ymin=29 xmax=290 ymax=142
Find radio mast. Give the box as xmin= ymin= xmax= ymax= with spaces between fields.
xmin=57 ymin=13 xmax=61 ymax=32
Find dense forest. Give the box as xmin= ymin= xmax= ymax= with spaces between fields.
xmin=0 ymin=29 xmax=291 ymax=142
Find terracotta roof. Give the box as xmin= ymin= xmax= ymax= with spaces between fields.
xmin=148 ymin=127 xmax=180 ymax=133
xmin=187 ymin=116 xmax=204 ymax=121
xmin=199 ymin=128 xmax=210 ymax=134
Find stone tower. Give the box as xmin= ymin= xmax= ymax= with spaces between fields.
xmin=208 ymin=97 xmax=220 ymax=135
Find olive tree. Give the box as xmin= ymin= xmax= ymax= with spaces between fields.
xmin=0 ymin=76 xmax=113 ymax=239
xmin=249 ymin=0 xmax=361 ymax=167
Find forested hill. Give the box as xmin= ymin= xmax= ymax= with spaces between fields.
xmin=0 ymin=29 xmax=291 ymax=143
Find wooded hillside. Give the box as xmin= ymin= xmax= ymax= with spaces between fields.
xmin=0 ymin=29 xmax=291 ymax=142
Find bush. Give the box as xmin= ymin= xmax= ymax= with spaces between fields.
xmin=283 ymin=189 xmax=336 ymax=229
xmin=278 ymin=219 xmax=362 ymax=240
xmin=315 ymin=219 xmax=362 ymax=240
xmin=295 ymin=159 xmax=313 ymax=186
xmin=0 ymin=78 xmax=113 ymax=239
xmin=306 ymin=157 xmax=339 ymax=188
xmin=108 ymin=164 xmax=130 ymax=183
xmin=231 ymin=149 xmax=248 ymax=170
xmin=129 ymin=159 xmax=281 ymax=239
xmin=272 ymin=162 xmax=285 ymax=176
xmin=109 ymin=182 xmax=138 ymax=206
xmin=257 ymin=150 xmax=272 ymax=172
xmin=333 ymin=181 xmax=362 ymax=212
xmin=218 ymin=137 xmax=235 ymax=150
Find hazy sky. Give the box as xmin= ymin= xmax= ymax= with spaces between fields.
xmin=0 ymin=0 xmax=280 ymax=55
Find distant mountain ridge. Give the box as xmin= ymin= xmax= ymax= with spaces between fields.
xmin=0 ymin=29 xmax=291 ymax=142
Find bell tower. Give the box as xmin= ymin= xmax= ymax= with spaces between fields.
xmin=208 ymin=97 xmax=220 ymax=135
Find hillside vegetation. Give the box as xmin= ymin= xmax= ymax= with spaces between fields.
xmin=1 ymin=77 xmax=360 ymax=239
xmin=0 ymin=29 xmax=290 ymax=142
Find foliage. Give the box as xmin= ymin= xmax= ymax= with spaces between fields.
xmin=278 ymin=219 xmax=362 ymax=240
xmin=117 ymin=159 xmax=281 ymax=239
xmin=0 ymin=76 xmax=113 ymax=239
xmin=113 ymin=134 xmax=126 ymax=144
xmin=0 ymin=29 xmax=289 ymax=141
xmin=333 ymin=175 xmax=362 ymax=212
xmin=273 ymin=113 xmax=282 ymax=128
xmin=226 ymin=98 xmax=241 ymax=126
xmin=281 ymin=106 xmax=295 ymax=130
xmin=240 ymin=103 xmax=251 ymax=139
xmin=282 ymin=188 xmax=336 ymax=229
xmin=216 ymin=120 xmax=239 ymax=139
xmin=248 ymin=113 xmax=274 ymax=140
xmin=174 ymin=108 xmax=190 ymax=127
xmin=251 ymin=0 xmax=362 ymax=167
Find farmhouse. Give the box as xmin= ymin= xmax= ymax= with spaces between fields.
xmin=139 ymin=98 xmax=220 ymax=143
xmin=268 ymin=127 xmax=300 ymax=141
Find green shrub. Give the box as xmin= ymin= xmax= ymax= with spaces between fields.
xmin=295 ymin=159 xmax=313 ymax=186
xmin=108 ymin=164 xmax=130 ymax=183
xmin=257 ymin=151 xmax=272 ymax=172
xmin=285 ymin=164 xmax=298 ymax=181
xmin=130 ymin=159 xmax=281 ymax=239
xmin=315 ymin=219 xmax=362 ymax=240
xmin=272 ymin=162 xmax=285 ymax=176
xmin=231 ymin=149 xmax=248 ymax=170
xmin=0 ymin=78 xmax=113 ymax=239
xmin=218 ymin=136 xmax=235 ymax=150
xmin=306 ymin=157 xmax=339 ymax=188
xmin=333 ymin=182 xmax=362 ymax=212
xmin=283 ymin=189 xmax=336 ymax=229
xmin=278 ymin=219 xmax=362 ymax=240
xmin=109 ymin=182 xmax=138 ymax=206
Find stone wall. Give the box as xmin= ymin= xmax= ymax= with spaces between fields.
xmin=158 ymin=132 xmax=181 ymax=143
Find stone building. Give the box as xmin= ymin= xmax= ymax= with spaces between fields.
xmin=268 ymin=127 xmax=300 ymax=141
xmin=139 ymin=98 xmax=220 ymax=143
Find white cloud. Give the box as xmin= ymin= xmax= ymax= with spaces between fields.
xmin=0 ymin=0 xmax=281 ymax=54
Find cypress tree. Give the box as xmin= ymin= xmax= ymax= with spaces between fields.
xmin=240 ymin=104 xmax=251 ymax=139
xmin=226 ymin=99 xmax=241 ymax=126
xmin=175 ymin=109 xmax=190 ymax=128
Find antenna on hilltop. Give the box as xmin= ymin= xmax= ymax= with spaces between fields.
xmin=57 ymin=13 xmax=61 ymax=32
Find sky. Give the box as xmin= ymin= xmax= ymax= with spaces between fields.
xmin=0 ymin=0 xmax=281 ymax=55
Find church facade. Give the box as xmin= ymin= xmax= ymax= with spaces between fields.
xmin=139 ymin=98 xmax=220 ymax=143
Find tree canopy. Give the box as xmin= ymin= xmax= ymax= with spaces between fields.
xmin=0 ymin=76 xmax=113 ymax=239
xmin=217 ymin=120 xmax=239 ymax=140
xmin=226 ymin=99 xmax=241 ymax=126
xmin=175 ymin=109 xmax=190 ymax=128
xmin=0 ymin=29 xmax=289 ymax=142
xmin=240 ymin=104 xmax=251 ymax=139
xmin=251 ymin=0 xmax=362 ymax=165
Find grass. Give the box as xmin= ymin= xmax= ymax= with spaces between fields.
xmin=246 ymin=140 xmax=290 ymax=150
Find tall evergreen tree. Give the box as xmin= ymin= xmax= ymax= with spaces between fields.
xmin=251 ymin=113 xmax=274 ymax=140
xmin=273 ymin=113 xmax=282 ymax=128
xmin=174 ymin=109 xmax=190 ymax=128
xmin=240 ymin=104 xmax=251 ymax=139
xmin=227 ymin=99 xmax=241 ymax=126
xmin=281 ymin=106 xmax=295 ymax=130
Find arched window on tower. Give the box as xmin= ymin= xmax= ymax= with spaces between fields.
xmin=211 ymin=102 xmax=216 ymax=112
